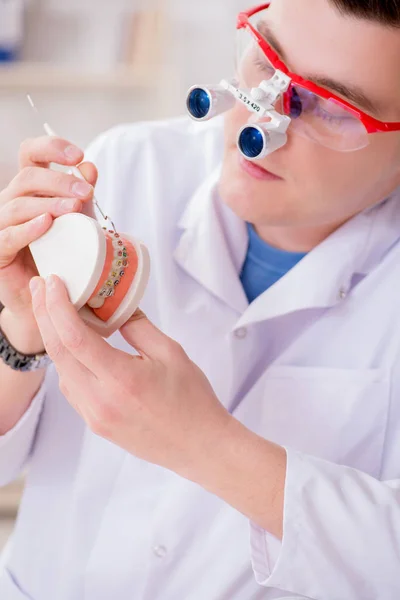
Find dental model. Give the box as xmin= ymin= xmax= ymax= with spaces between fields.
xmin=27 ymin=96 xmax=150 ymax=338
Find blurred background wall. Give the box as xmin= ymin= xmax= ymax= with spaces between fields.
xmin=0 ymin=0 xmax=244 ymax=186
xmin=0 ymin=0 xmax=246 ymax=552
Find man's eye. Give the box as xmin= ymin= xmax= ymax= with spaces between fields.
xmin=315 ymin=98 xmax=353 ymax=120
xmin=318 ymin=108 xmax=345 ymax=123
xmin=253 ymin=58 xmax=274 ymax=74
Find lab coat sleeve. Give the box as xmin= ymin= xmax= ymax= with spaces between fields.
xmin=250 ymin=448 xmax=400 ymax=600
xmin=82 ymin=124 xmax=133 ymax=219
xmin=0 ymin=379 xmax=46 ymax=487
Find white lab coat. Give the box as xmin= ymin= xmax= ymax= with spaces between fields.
xmin=0 ymin=116 xmax=400 ymax=600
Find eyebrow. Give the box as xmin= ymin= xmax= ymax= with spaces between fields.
xmin=257 ymin=20 xmax=380 ymax=116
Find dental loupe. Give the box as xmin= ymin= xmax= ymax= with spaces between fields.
xmin=187 ymin=70 xmax=291 ymax=160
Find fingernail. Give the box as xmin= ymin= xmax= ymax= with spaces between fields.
xmin=72 ymin=181 xmax=92 ymax=198
xmin=64 ymin=145 xmax=82 ymax=161
xmin=60 ymin=198 xmax=79 ymax=212
xmin=45 ymin=275 xmax=57 ymax=291
xmin=33 ymin=213 xmax=47 ymax=225
xmin=29 ymin=278 xmax=41 ymax=296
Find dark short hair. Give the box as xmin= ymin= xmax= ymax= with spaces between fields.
xmin=329 ymin=0 xmax=400 ymax=27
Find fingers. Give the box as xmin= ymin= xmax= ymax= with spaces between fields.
xmin=78 ymin=162 xmax=98 ymax=188
xmin=30 ymin=276 xmax=94 ymax=384
xmin=0 ymin=213 xmax=53 ymax=268
xmin=7 ymin=166 xmax=93 ymax=202
xmin=0 ymin=196 xmax=82 ymax=230
xmin=36 ymin=275 xmax=118 ymax=377
xmin=75 ymin=163 xmax=99 ymax=219
xmin=19 ymin=136 xmax=84 ymax=169
xmin=120 ymin=308 xmax=182 ymax=361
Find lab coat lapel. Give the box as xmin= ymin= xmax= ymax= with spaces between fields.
xmin=235 ymin=190 xmax=400 ymax=329
xmin=174 ymin=167 xmax=249 ymax=314
xmin=175 ymin=171 xmax=400 ymax=329
xmin=234 ymin=217 xmax=369 ymax=328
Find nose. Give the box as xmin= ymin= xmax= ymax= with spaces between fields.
xmin=273 ymin=94 xmax=284 ymax=115
xmin=247 ymin=112 xmax=272 ymax=125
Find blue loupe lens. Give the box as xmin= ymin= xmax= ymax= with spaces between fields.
xmin=238 ymin=127 xmax=264 ymax=158
xmin=188 ymin=88 xmax=211 ymax=119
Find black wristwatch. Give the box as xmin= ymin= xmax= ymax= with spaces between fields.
xmin=0 ymin=307 xmax=52 ymax=372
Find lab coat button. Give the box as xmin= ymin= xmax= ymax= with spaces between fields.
xmin=234 ymin=327 xmax=247 ymax=339
xmin=338 ymin=287 xmax=347 ymax=300
xmin=153 ymin=545 xmax=168 ymax=558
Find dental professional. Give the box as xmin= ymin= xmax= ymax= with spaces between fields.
xmin=0 ymin=0 xmax=400 ymax=598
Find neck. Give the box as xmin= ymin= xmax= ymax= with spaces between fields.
xmin=253 ymin=220 xmax=347 ymax=253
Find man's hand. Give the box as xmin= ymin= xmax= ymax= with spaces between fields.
xmin=29 ymin=274 xmax=232 ymax=475
xmin=30 ymin=274 xmax=286 ymax=539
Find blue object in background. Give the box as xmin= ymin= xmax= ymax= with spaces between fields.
xmin=0 ymin=0 xmax=24 ymax=63
xmin=0 ymin=48 xmax=18 ymax=62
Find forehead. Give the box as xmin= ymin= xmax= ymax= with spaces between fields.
xmin=265 ymin=0 xmax=400 ymax=120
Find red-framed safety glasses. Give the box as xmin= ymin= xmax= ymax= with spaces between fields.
xmin=236 ymin=3 xmax=400 ymax=151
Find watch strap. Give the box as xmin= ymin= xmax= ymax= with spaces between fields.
xmin=0 ymin=318 xmax=52 ymax=372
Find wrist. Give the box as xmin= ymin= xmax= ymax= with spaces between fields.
xmin=194 ymin=417 xmax=287 ymax=539
xmin=193 ymin=416 xmax=253 ymax=490
xmin=0 ymin=307 xmax=46 ymax=355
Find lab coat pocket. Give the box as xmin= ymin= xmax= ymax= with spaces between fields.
xmin=0 ymin=567 xmax=34 ymax=599
xmin=234 ymin=365 xmax=390 ymax=476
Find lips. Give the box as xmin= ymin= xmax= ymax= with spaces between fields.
xmin=238 ymin=154 xmax=283 ymax=182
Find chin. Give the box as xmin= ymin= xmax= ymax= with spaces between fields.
xmin=218 ymin=160 xmax=290 ymax=224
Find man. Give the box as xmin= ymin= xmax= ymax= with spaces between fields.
xmin=0 ymin=0 xmax=399 ymax=598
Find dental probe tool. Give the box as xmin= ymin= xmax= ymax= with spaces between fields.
xmin=26 ymin=94 xmax=117 ymax=233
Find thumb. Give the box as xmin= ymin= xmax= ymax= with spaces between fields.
xmin=77 ymin=162 xmax=99 ymax=220
xmin=119 ymin=309 xmax=168 ymax=359
xmin=78 ymin=161 xmax=98 ymax=187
